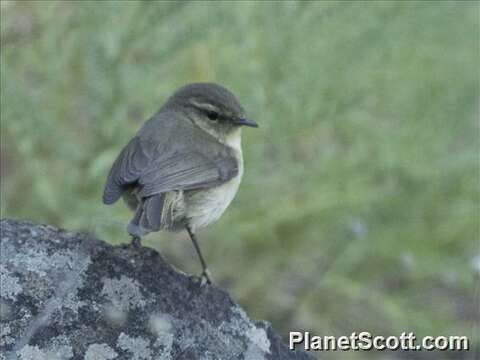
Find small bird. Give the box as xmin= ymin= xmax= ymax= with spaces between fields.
xmin=102 ymin=83 xmax=257 ymax=283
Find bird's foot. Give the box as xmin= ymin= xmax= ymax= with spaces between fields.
xmin=130 ymin=235 xmax=142 ymax=248
xmin=200 ymin=269 xmax=212 ymax=286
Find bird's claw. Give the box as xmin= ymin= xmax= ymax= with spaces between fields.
xmin=131 ymin=236 xmax=142 ymax=248
xmin=200 ymin=269 xmax=212 ymax=286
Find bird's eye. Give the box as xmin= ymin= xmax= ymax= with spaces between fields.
xmin=206 ymin=111 xmax=219 ymax=121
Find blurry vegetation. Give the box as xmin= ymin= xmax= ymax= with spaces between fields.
xmin=1 ymin=1 xmax=478 ymax=359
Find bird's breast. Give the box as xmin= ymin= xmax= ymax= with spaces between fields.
xmin=185 ymin=144 xmax=243 ymax=232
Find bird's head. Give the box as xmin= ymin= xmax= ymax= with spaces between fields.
xmin=165 ymin=83 xmax=257 ymax=141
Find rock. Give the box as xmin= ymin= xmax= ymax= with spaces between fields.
xmin=0 ymin=219 xmax=314 ymax=360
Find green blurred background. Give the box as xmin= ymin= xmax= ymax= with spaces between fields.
xmin=1 ymin=1 xmax=478 ymax=359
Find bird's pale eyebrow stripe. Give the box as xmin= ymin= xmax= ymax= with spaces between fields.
xmin=189 ymin=99 xmax=219 ymax=112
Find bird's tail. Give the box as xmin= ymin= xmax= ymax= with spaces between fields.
xmin=127 ymin=193 xmax=165 ymax=238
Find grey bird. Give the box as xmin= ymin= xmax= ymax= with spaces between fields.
xmin=102 ymin=83 xmax=257 ymax=283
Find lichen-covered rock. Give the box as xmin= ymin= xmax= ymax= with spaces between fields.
xmin=0 ymin=219 xmax=314 ymax=360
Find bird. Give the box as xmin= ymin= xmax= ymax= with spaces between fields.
xmin=102 ymin=83 xmax=258 ymax=284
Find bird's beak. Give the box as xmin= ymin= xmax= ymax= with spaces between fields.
xmin=234 ymin=118 xmax=258 ymax=128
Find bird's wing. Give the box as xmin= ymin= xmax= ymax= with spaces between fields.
xmin=102 ymin=113 xmax=238 ymax=204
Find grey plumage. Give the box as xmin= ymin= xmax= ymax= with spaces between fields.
xmin=102 ymin=83 xmax=255 ymax=239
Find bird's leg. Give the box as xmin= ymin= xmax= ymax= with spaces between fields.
xmin=186 ymin=226 xmax=212 ymax=285
xmin=131 ymin=235 xmax=142 ymax=248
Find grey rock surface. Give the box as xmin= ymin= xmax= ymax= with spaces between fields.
xmin=0 ymin=219 xmax=314 ymax=360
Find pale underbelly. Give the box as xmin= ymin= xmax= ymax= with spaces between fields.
xmin=155 ymin=135 xmax=243 ymax=233
xmin=184 ymin=173 xmax=242 ymax=231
